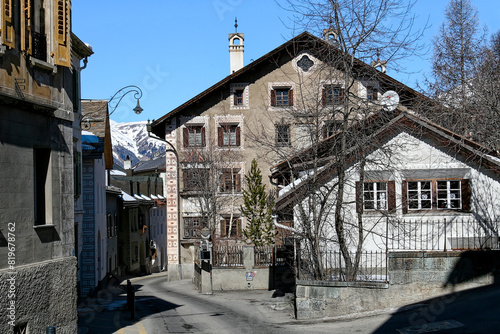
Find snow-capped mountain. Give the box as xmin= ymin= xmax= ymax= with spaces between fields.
xmin=110 ymin=120 xmax=166 ymax=167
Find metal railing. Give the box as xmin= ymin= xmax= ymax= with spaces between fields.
xmin=388 ymin=219 xmax=500 ymax=251
xmin=254 ymin=245 xmax=273 ymax=267
xmin=298 ymin=249 xmax=388 ymax=283
xmin=213 ymin=244 xmax=244 ymax=267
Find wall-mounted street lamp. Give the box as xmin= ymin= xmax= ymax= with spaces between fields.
xmin=81 ymin=85 xmax=144 ymax=130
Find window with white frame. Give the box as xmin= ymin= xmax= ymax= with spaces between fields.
xmin=437 ymin=180 xmax=462 ymax=209
xmin=407 ymin=180 xmax=432 ymax=210
xmin=363 ymin=182 xmax=388 ymax=210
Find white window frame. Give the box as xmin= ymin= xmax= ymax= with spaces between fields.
xmin=437 ymin=180 xmax=462 ymax=210
xmin=363 ymin=181 xmax=388 ymax=211
xmin=407 ymin=180 xmax=432 ymax=210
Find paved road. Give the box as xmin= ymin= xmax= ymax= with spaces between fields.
xmin=78 ymin=273 xmax=500 ymax=333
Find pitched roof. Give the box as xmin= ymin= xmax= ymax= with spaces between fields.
xmin=150 ymin=31 xmax=430 ymax=138
xmin=274 ymin=110 xmax=500 ymax=210
xmin=81 ymin=99 xmax=113 ymax=169
xmin=133 ymin=155 xmax=166 ymax=173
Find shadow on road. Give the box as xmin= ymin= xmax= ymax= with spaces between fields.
xmin=78 ymin=280 xmax=180 ymax=334
xmin=372 ymin=250 xmax=500 ymax=334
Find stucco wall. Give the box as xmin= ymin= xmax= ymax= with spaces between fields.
xmin=0 ymin=257 xmax=77 ymax=333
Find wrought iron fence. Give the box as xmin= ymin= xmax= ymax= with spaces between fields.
xmin=388 ymin=219 xmax=500 ymax=251
xmin=254 ymin=245 xmax=273 ymax=267
xmin=298 ymin=249 xmax=388 ymax=283
xmin=213 ymin=244 xmax=243 ymax=267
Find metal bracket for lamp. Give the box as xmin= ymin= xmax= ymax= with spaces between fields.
xmin=80 ymin=85 xmax=144 ymax=130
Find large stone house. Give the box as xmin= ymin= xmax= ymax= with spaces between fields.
xmin=0 ymin=0 xmax=93 ymax=332
xmin=150 ymin=30 xmax=429 ymax=279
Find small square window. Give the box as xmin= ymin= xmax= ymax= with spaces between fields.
xmin=367 ymin=86 xmax=378 ymax=101
xmin=234 ymin=89 xmax=244 ymax=106
xmin=183 ymin=126 xmax=205 ymax=148
xmin=220 ymin=169 xmax=241 ymax=193
xmin=271 ymin=88 xmax=293 ymax=107
xmin=276 ymin=125 xmax=290 ymax=146
xmin=323 ymin=85 xmax=344 ymax=105
xmin=218 ymin=124 xmax=240 ymax=147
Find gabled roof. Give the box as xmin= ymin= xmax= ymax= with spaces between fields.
xmin=274 ymin=110 xmax=500 ymax=210
xmin=133 ymin=155 xmax=166 ymax=173
xmin=151 ymin=31 xmax=430 ymax=138
xmin=81 ymin=99 xmax=114 ymax=169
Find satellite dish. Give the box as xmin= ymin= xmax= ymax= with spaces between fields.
xmin=380 ymin=90 xmax=399 ymax=111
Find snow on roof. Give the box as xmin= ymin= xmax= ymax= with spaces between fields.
xmin=121 ymin=191 xmax=136 ymax=202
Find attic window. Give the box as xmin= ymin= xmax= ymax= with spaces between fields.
xmin=297 ymin=55 xmax=314 ymax=72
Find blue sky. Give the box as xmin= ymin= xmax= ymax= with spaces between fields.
xmin=72 ymin=1 xmax=500 ymax=123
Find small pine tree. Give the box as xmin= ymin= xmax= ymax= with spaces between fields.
xmin=241 ymin=159 xmax=275 ymax=246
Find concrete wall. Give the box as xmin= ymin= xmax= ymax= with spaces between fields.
xmin=0 ymin=257 xmax=77 ymax=333
xmin=295 ymin=251 xmax=496 ymax=319
xmin=194 ymin=246 xmax=271 ymax=293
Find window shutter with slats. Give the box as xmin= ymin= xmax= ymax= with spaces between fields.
xmin=21 ymin=0 xmax=32 ymax=54
xmin=461 ymin=179 xmax=471 ymax=212
xmin=235 ymin=126 xmax=241 ymax=146
xmin=218 ymin=127 xmax=223 ymax=147
xmin=3 ymin=0 xmax=15 ymax=48
xmin=402 ymin=181 xmax=408 ymax=214
xmin=289 ymin=89 xmax=294 ymax=106
xmin=388 ymin=181 xmax=396 ymax=213
xmin=201 ymin=127 xmax=206 ymax=147
xmin=270 ymin=89 xmax=276 ymax=106
xmin=53 ymin=0 xmax=71 ymax=67
xmin=183 ymin=127 xmax=189 ymax=147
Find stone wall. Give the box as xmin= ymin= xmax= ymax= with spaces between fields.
xmin=194 ymin=246 xmax=271 ymax=293
xmin=0 ymin=257 xmax=77 ymax=333
xmin=295 ymin=251 xmax=497 ymax=319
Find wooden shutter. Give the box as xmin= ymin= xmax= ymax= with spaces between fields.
xmin=183 ymin=127 xmax=189 ymax=147
xmin=53 ymin=0 xmax=71 ymax=67
xmin=289 ymin=89 xmax=294 ymax=106
xmin=270 ymin=89 xmax=276 ymax=106
xmin=3 ymin=0 xmax=15 ymax=48
xmin=235 ymin=126 xmax=241 ymax=146
xmin=218 ymin=127 xmax=223 ymax=146
xmin=355 ymin=181 xmax=362 ymax=214
xmin=402 ymin=181 xmax=408 ymax=214
xmin=235 ymin=173 xmax=241 ymax=192
xmin=201 ymin=127 xmax=206 ymax=147
xmin=321 ymin=88 xmax=327 ymax=106
xmin=461 ymin=179 xmax=471 ymax=212
xmin=21 ymin=0 xmax=32 ymax=54
xmin=388 ymin=181 xmax=396 ymax=213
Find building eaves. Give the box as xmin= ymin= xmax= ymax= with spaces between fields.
xmin=151 ymin=31 xmax=431 ymax=138
xmin=274 ymin=111 xmax=500 ymax=210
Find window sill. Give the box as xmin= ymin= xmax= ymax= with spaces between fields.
xmin=29 ymin=56 xmax=57 ymax=75
xmin=33 ymin=224 xmax=56 ymax=229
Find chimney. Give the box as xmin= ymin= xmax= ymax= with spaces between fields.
xmin=229 ymin=18 xmax=244 ymax=74
xmin=124 ymin=155 xmax=132 ymax=176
